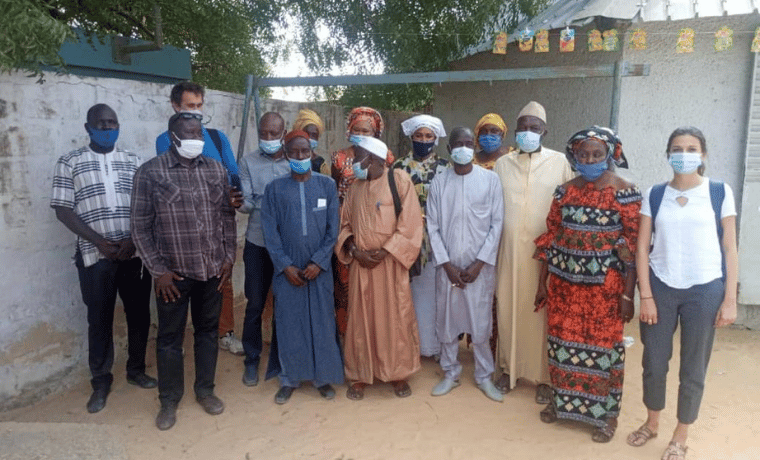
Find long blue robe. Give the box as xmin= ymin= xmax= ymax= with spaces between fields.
xmin=261 ymin=172 xmax=344 ymax=385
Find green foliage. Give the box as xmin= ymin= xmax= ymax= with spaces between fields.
xmin=289 ymin=0 xmax=550 ymax=110
xmin=0 ymin=0 xmax=74 ymax=78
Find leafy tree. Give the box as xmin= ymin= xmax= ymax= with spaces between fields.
xmin=290 ymin=0 xmax=551 ymax=110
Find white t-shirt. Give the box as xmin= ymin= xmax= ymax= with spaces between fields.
xmin=641 ymin=178 xmax=736 ymax=289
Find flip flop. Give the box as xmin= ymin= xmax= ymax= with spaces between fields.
xmin=661 ymin=441 xmax=688 ymax=460
xmin=346 ymin=383 xmax=365 ymax=401
xmin=591 ymin=423 xmax=616 ymax=443
xmin=494 ymin=373 xmax=511 ymax=394
xmin=627 ymin=424 xmax=658 ymax=447
xmin=535 ymin=384 xmax=552 ymax=405
xmin=391 ymin=380 xmax=412 ymax=398
xmin=540 ymin=403 xmax=557 ymax=424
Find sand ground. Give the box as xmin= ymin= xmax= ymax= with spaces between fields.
xmin=2 ymin=321 xmax=759 ymax=460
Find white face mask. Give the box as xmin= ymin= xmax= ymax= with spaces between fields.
xmin=259 ymin=138 xmax=282 ymax=155
xmin=173 ymin=132 xmax=204 ymax=159
xmin=515 ymin=130 xmax=541 ymax=152
xmin=450 ymin=146 xmax=474 ymax=165
xmin=668 ymin=152 xmax=702 ymax=174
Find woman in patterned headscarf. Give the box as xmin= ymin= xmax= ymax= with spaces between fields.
xmin=533 ymin=126 xmax=640 ymax=443
xmin=330 ymin=107 xmax=394 ymax=335
xmin=473 ymin=113 xmax=509 ymax=170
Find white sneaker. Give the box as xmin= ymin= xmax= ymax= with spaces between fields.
xmin=219 ymin=332 xmax=244 ymax=355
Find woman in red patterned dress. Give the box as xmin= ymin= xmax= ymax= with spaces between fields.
xmin=533 ymin=127 xmax=640 ymax=443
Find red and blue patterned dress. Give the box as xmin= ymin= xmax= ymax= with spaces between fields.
xmin=534 ymin=182 xmax=641 ymax=427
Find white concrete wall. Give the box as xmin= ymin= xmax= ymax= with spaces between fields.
xmin=0 ymin=70 xmax=417 ymax=410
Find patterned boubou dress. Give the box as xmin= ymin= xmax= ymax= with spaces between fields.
xmin=534 ymin=183 xmax=641 ymax=427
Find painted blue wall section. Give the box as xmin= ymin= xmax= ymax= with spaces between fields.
xmin=54 ymin=29 xmax=191 ymax=83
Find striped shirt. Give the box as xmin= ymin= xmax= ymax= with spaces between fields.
xmin=50 ymin=146 xmax=141 ymax=267
xmin=130 ymin=149 xmax=236 ymax=281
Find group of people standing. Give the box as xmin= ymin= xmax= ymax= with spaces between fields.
xmin=51 ymin=81 xmax=738 ymax=460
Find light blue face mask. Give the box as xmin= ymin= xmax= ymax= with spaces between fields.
xmin=515 ymin=130 xmax=541 ymax=153
xmin=668 ymin=152 xmax=702 ymax=174
xmin=309 ymin=139 xmax=319 ymax=150
xmin=352 ymin=160 xmax=369 ymax=180
xmin=259 ymin=138 xmax=282 ymax=155
xmin=349 ymin=134 xmax=370 ymax=146
xmin=575 ymin=158 xmax=609 ymax=181
xmin=288 ymin=157 xmax=311 ymax=174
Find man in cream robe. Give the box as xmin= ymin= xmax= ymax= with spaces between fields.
xmin=336 ymin=136 xmax=423 ymax=400
xmin=494 ymin=102 xmax=574 ymax=399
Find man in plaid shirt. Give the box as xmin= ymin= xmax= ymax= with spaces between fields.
xmin=51 ymin=103 xmax=156 ymax=414
xmin=131 ymin=112 xmax=236 ymax=431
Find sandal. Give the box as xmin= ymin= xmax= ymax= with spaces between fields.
xmin=661 ymin=441 xmax=688 ymax=460
xmin=535 ymin=384 xmax=552 ymax=405
xmin=391 ymin=380 xmax=412 ymax=398
xmin=539 ymin=403 xmax=557 ymax=424
xmin=494 ymin=373 xmax=511 ymax=394
xmin=627 ymin=424 xmax=658 ymax=447
xmin=591 ymin=422 xmax=616 ymax=443
xmin=346 ymin=383 xmax=365 ymax=401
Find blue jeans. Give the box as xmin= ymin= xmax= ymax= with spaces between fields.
xmin=155 ymin=276 xmax=221 ymax=407
xmin=75 ymin=254 xmax=151 ymax=391
xmin=242 ymin=241 xmax=274 ymax=369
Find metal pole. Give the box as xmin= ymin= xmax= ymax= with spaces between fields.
xmin=609 ymin=60 xmax=624 ymax=131
xmin=253 ymin=84 xmax=262 ymax=136
xmin=236 ymin=74 xmax=254 ymax=163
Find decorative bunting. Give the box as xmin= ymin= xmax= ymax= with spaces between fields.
xmin=629 ymin=28 xmax=647 ymax=50
xmin=602 ymin=29 xmax=619 ymax=51
xmin=677 ymin=28 xmax=695 ymax=53
xmin=535 ymin=29 xmax=549 ymax=53
xmin=752 ymin=27 xmax=760 ymax=52
xmin=560 ymin=28 xmax=575 ymax=52
xmin=714 ymin=26 xmax=733 ymax=51
xmin=519 ymin=28 xmax=535 ymax=52
xmin=588 ymin=29 xmax=603 ymax=52
xmin=493 ymin=31 xmax=507 ymax=54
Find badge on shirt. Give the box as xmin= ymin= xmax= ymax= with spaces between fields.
xmin=317 ymin=198 xmax=326 ymax=208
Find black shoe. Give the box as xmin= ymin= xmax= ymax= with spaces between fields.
xmin=127 ymin=373 xmax=158 ymax=389
xmin=196 ymin=394 xmax=224 ymax=415
xmin=274 ymin=386 xmax=295 ymax=405
xmin=86 ymin=388 xmax=110 ymax=413
xmin=317 ymin=384 xmax=336 ymax=400
xmin=242 ymin=365 xmax=259 ymax=387
xmin=155 ymin=405 xmax=177 ymax=431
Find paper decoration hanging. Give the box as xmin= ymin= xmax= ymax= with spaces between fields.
xmin=588 ymin=29 xmax=603 ymax=52
xmin=560 ymin=28 xmax=575 ymax=52
xmin=676 ymin=28 xmax=695 ymax=53
xmin=493 ymin=31 xmax=507 ymax=54
xmin=714 ymin=26 xmax=733 ymax=51
xmin=752 ymin=28 xmax=760 ymax=52
xmin=535 ymin=29 xmax=549 ymax=53
xmin=519 ymin=28 xmax=535 ymax=52
xmin=629 ymin=28 xmax=647 ymax=50
xmin=602 ymin=29 xmax=619 ymax=51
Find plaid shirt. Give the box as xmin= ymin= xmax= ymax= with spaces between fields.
xmin=130 ymin=149 xmax=236 ymax=280
xmin=50 ymin=146 xmax=141 ymax=267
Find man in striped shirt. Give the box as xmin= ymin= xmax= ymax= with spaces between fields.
xmin=51 ymin=103 xmax=155 ymax=414
xmin=131 ymin=112 xmax=236 ymax=430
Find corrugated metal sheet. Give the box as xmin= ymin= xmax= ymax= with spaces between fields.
xmin=739 ymin=53 xmax=760 ymax=304
xmin=467 ymin=0 xmax=759 ymax=55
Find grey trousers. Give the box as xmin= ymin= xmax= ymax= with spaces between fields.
xmin=440 ymin=339 xmax=494 ymax=385
xmin=640 ymin=269 xmax=724 ymax=424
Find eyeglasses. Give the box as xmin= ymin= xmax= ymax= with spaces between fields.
xmin=176 ymin=112 xmax=203 ymax=121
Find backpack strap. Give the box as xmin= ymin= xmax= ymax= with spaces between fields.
xmin=387 ymin=168 xmax=402 ymax=219
xmin=649 ymin=182 xmax=668 ymax=235
xmin=709 ymin=180 xmax=726 ymax=281
xmin=206 ymin=129 xmax=226 ymax=167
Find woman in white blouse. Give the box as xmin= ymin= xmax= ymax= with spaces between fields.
xmin=627 ymin=127 xmax=738 ymax=460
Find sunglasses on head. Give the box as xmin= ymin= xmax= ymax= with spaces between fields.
xmin=177 ymin=112 xmax=203 ymax=121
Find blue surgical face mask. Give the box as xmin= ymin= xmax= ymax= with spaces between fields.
xmin=352 ymin=160 xmax=369 ymax=180
xmin=478 ymin=134 xmax=502 ymax=154
xmin=259 ymin=138 xmax=282 ymax=155
xmin=450 ymin=146 xmax=474 ymax=165
xmin=575 ymin=158 xmax=609 ymax=181
xmin=515 ymin=130 xmax=541 ymax=153
xmin=309 ymin=139 xmax=319 ymax=150
xmin=288 ymin=157 xmax=311 ymax=174
xmin=349 ymin=134 xmax=370 ymax=146
xmin=412 ymin=140 xmax=435 ymax=160
xmin=87 ymin=126 xmax=119 ymax=150
xmin=668 ymin=152 xmax=702 ymax=174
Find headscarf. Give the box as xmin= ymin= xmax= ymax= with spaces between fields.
xmin=293 ymin=109 xmax=324 ymax=135
xmin=353 ymin=136 xmax=388 ymax=160
xmin=401 ymin=114 xmax=447 ymax=145
xmin=283 ymin=130 xmax=310 ymax=146
xmin=565 ymin=126 xmax=629 ymax=169
xmin=346 ymin=107 xmax=384 ymax=140
xmin=474 ymin=113 xmax=508 ymax=149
